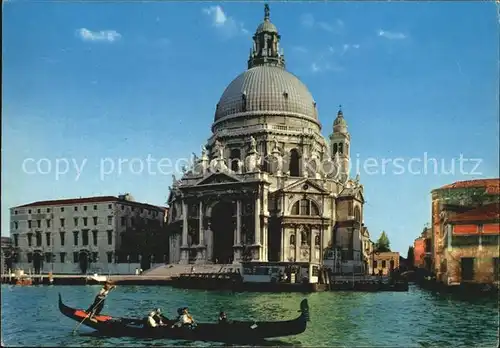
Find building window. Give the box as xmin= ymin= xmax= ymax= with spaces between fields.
xmin=28 ymin=220 xmax=32 ymax=228
xmin=108 ymin=204 xmax=112 ymax=209
xmin=59 ymin=232 xmax=65 ymax=246
xmin=461 ymin=257 xmax=475 ymax=281
xmin=300 ymin=200 xmax=310 ymax=216
xmin=73 ymin=252 xmax=79 ymax=263
xmin=333 ymin=143 xmax=338 ymax=155
xmin=27 ymin=252 xmax=33 ymax=263
xmin=93 ymin=217 xmax=98 ymax=226
xmin=37 ymin=220 xmax=41 ymax=228
xmin=28 ymin=233 xmax=33 ymax=247
xmin=354 ymin=206 xmax=361 ymax=222
xmin=44 ymin=252 xmax=52 ymax=263
xmin=36 ymin=232 xmax=42 ymax=247
xmin=37 ymin=209 xmax=41 ymax=214
xmin=45 ymin=233 xmax=51 ymax=246
xmin=47 ymin=208 xmax=51 ymax=213
xmin=92 ymin=252 xmax=98 ymax=263
xmin=348 ymin=202 xmax=353 ymax=217
xmin=107 ymin=252 xmax=113 ymax=263
xmin=291 ymin=199 xmax=320 ymax=216
xmin=93 ymin=205 xmax=97 ymax=210
xmin=121 ymin=217 xmax=126 ymax=226
xmin=46 ymin=219 xmax=51 ymax=228
xmin=61 ymin=207 xmax=64 ymax=212
xmin=60 ymin=252 xmax=66 ymax=263
xmin=373 ymin=260 xmax=378 ymax=269
xmin=60 ymin=218 xmax=65 ymax=228
xmin=107 ymin=216 xmax=112 ymax=225
xmin=84 ymin=206 xmax=87 ymax=211
xmin=83 ymin=217 xmax=88 ymax=226
xmin=14 ymin=221 xmax=18 ymax=229
xmin=107 ymin=231 xmax=113 ymax=245
xmin=290 ymin=234 xmax=295 ymax=245
xmin=13 ymin=234 xmax=19 ymax=247
xmin=338 ymin=143 xmax=343 ymax=154
xmin=82 ymin=231 xmax=89 ymax=246
xmin=390 ymin=259 xmax=395 ymax=270
xmin=14 ymin=210 xmax=18 ymax=215
xmin=74 ymin=206 xmax=78 ymax=211
xmin=74 ymin=217 xmax=78 ymax=227
xmin=289 ymin=149 xmax=300 ymax=177
xmin=230 ymin=149 xmax=241 ymax=172
xmin=28 ymin=209 xmax=32 ymax=214
xmin=73 ymin=231 xmax=79 ymax=246
xmin=92 ymin=230 xmax=98 ymax=246
xmin=382 ymin=260 xmax=387 ymax=268
xmin=121 ymin=205 xmax=124 ymax=210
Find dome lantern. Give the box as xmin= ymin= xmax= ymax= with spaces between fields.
xmin=248 ymin=4 xmax=285 ymax=69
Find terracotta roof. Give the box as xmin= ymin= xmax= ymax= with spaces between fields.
xmin=448 ymin=203 xmax=500 ymax=223
xmin=435 ymin=178 xmax=500 ymax=195
xmin=14 ymin=196 xmax=166 ymax=211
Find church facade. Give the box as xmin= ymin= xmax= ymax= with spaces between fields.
xmin=166 ymin=5 xmax=366 ymax=272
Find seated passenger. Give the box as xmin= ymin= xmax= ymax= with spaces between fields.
xmin=147 ymin=309 xmax=166 ymax=328
xmin=218 ymin=311 xmax=227 ymax=324
xmin=172 ymin=307 xmax=195 ymax=328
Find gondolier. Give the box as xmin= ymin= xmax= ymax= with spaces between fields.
xmin=86 ymin=281 xmax=116 ymax=318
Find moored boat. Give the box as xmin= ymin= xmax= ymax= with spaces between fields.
xmin=58 ymin=293 xmax=309 ymax=343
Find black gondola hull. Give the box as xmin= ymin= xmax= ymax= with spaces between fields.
xmin=58 ymin=293 xmax=309 ymax=342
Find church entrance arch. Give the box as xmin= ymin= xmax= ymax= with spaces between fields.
xmin=210 ymin=201 xmax=234 ymax=264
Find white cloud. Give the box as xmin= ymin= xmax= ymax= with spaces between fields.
xmin=301 ymin=14 xmax=344 ymax=34
xmin=310 ymin=61 xmax=343 ymax=74
xmin=378 ymin=29 xmax=407 ymax=40
xmin=301 ymin=13 xmax=315 ymax=27
xmin=341 ymin=43 xmax=360 ymax=55
xmin=76 ymin=28 xmax=121 ymax=42
xmin=203 ymin=5 xmax=248 ymax=37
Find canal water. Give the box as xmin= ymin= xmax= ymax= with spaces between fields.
xmin=1 ymin=285 xmax=498 ymax=347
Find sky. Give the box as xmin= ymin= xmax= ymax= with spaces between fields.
xmin=2 ymin=1 xmax=499 ymax=256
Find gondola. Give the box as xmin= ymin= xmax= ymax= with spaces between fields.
xmin=58 ymin=293 xmax=309 ymax=343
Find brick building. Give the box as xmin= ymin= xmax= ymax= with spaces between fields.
xmin=414 ymin=227 xmax=432 ymax=270
xmin=431 ymin=178 xmax=500 ymax=285
xmin=373 ymin=251 xmax=400 ymax=276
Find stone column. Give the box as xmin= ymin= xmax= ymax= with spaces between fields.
xmin=310 ymin=228 xmax=314 ymax=262
xmin=254 ymin=190 xmax=261 ymax=260
xmin=198 ymin=202 xmax=204 ymax=245
xmin=295 ymin=225 xmax=299 ymax=262
xmin=180 ymin=201 xmax=189 ymax=264
xmin=236 ymin=200 xmax=242 ymax=245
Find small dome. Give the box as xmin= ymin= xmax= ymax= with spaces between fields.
xmin=256 ymin=20 xmax=278 ymax=34
xmin=214 ymin=65 xmax=317 ymax=122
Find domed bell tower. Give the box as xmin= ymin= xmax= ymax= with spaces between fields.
xmin=329 ymin=106 xmax=351 ymax=177
xmin=248 ymin=4 xmax=285 ymax=69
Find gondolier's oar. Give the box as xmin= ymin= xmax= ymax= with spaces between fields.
xmin=72 ymin=286 xmax=115 ymax=334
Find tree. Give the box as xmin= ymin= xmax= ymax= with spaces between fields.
xmin=407 ymin=246 xmax=415 ymax=269
xmin=374 ymin=231 xmax=391 ymax=252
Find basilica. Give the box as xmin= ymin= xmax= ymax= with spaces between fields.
xmin=166 ymin=5 xmax=366 ymax=273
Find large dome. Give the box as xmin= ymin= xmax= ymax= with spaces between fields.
xmin=214 ymin=65 xmax=318 ymax=122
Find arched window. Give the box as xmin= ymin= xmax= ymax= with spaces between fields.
xmin=291 ymin=199 xmax=320 ymax=216
xmin=333 ymin=143 xmax=338 ymax=154
xmin=289 ymin=234 xmax=295 ymax=245
xmin=338 ymin=143 xmax=343 ymax=154
xmin=241 ymin=93 xmax=247 ymax=112
xmin=354 ymin=206 xmax=361 ymax=222
xmin=315 ymin=235 xmax=320 ymax=246
xmin=289 ymin=149 xmax=300 ymax=177
xmin=230 ymin=149 xmax=241 ymax=172
xmin=36 ymin=232 xmax=42 ymax=247
xmin=348 ymin=201 xmax=353 ymax=216
xmin=300 ymin=199 xmax=310 ymax=215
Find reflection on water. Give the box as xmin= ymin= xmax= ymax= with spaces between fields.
xmin=1 ymin=285 xmax=498 ymax=347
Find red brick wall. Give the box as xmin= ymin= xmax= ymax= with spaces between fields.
xmin=414 ymin=238 xmax=425 ymax=267
xmin=453 ymin=224 xmax=478 ymax=234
